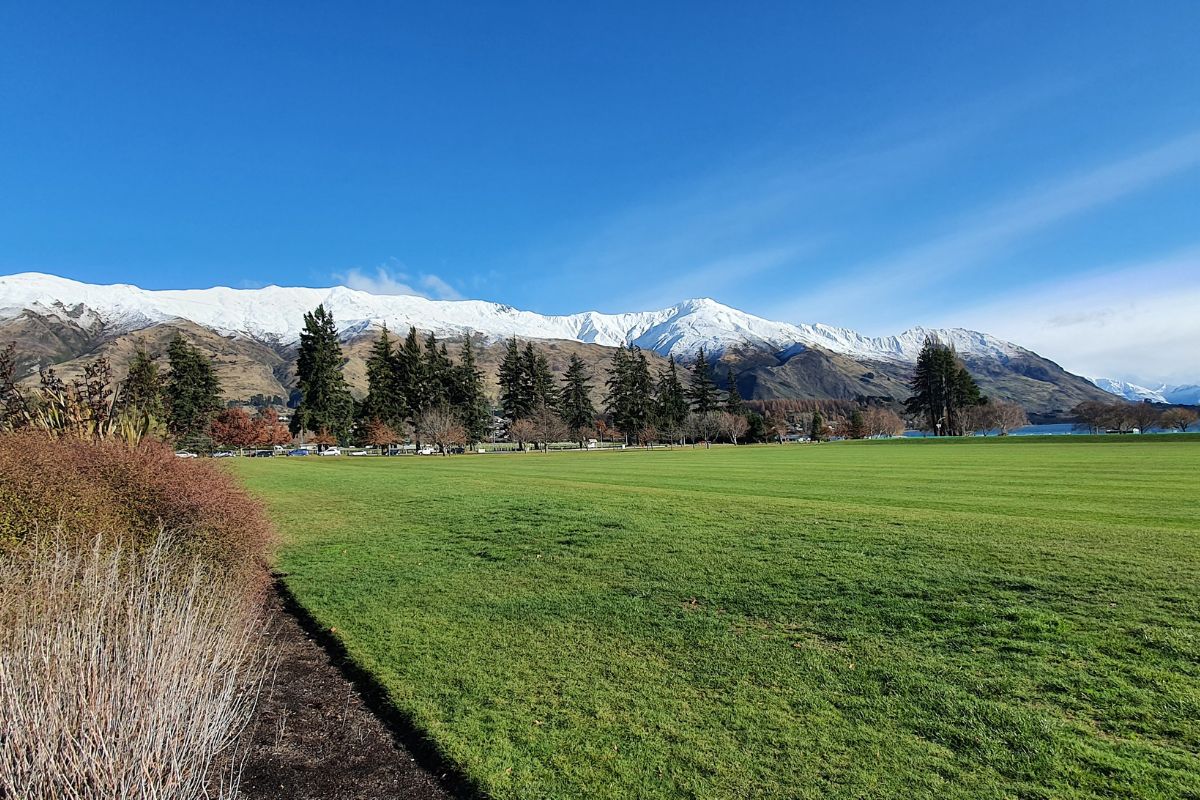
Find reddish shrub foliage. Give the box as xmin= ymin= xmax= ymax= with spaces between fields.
xmin=0 ymin=432 xmax=273 ymax=590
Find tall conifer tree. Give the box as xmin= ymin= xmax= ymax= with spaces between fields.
xmin=291 ymin=305 xmax=354 ymax=441
xmin=164 ymin=335 xmax=222 ymax=440
xmin=687 ymin=347 xmax=719 ymax=413
xmin=559 ymin=354 xmax=596 ymax=436
xmin=452 ymin=336 xmax=489 ymax=444
xmin=904 ymin=335 xmax=985 ymax=435
xmin=118 ymin=348 xmax=165 ymax=425
xmin=604 ymin=344 xmax=653 ymax=443
xmin=724 ymin=368 xmax=746 ymax=415
xmin=422 ymin=332 xmax=451 ymax=409
xmin=529 ymin=347 xmax=559 ymax=409
xmin=499 ymin=337 xmax=531 ymax=420
xmin=397 ymin=326 xmax=425 ymax=419
xmin=655 ymin=356 xmax=688 ymax=434
xmin=603 ymin=345 xmax=630 ymax=441
xmin=361 ymin=325 xmax=407 ymax=428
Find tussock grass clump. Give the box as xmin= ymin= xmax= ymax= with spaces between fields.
xmin=0 ymin=535 xmax=271 ymax=799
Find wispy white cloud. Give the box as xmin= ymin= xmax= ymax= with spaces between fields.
xmin=417 ymin=273 xmax=463 ymax=301
xmin=618 ymin=243 xmax=814 ymax=310
xmin=533 ymin=80 xmax=1078 ymax=311
xmin=938 ymin=245 xmax=1200 ymax=385
xmin=334 ymin=263 xmax=462 ymax=300
xmin=770 ymin=129 xmax=1200 ymax=326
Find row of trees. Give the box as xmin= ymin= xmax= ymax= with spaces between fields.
xmin=1072 ymin=399 xmax=1197 ymax=434
xmin=291 ymin=306 xmax=489 ymax=449
xmin=116 ymin=337 xmax=298 ymax=449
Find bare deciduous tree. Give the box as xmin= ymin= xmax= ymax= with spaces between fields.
xmin=509 ymin=418 xmax=536 ymax=451
xmin=416 ymin=407 xmax=466 ymax=454
xmin=1126 ymin=402 xmax=1162 ymax=434
xmin=957 ymin=404 xmax=988 ymax=435
xmin=1160 ymin=407 xmax=1199 ymax=432
xmin=638 ymin=423 xmax=659 ymax=448
xmin=530 ymin=406 xmax=570 ymax=452
xmin=990 ymin=400 xmax=1029 ymax=436
xmin=863 ymin=407 xmax=905 ymax=438
xmin=1071 ymin=400 xmax=1111 ymax=434
xmin=687 ymin=411 xmax=722 ymax=448
xmin=718 ymin=412 xmax=749 ymax=445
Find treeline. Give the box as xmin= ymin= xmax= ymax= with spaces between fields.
xmin=749 ymin=399 xmax=907 ymax=440
xmin=495 ymin=343 xmax=766 ymax=447
xmin=28 ymin=317 xmax=1167 ymax=451
xmin=1072 ymin=399 xmax=1197 ymax=434
xmin=288 ymin=305 xmax=489 ymax=450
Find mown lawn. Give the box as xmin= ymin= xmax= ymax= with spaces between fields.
xmin=233 ymin=438 xmax=1200 ymax=799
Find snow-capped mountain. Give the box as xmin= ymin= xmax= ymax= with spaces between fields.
xmin=1089 ymin=378 xmax=1200 ymax=405
xmin=1163 ymin=385 xmax=1200 ymax=405
xmin=0 ymin=272 xmax=1023 ymax=364
xmin=1088 ymin=378 xmax=1168 ymax=403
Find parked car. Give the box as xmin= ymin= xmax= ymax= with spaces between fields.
xmin=287 ymin=448 xmax=309 ymax=456
xmin=416 ymin=447 xmax=436 ymax=456
xmin=174 ymin=451 xmax=198 ymax=459
xmin=319 ymin=447 xmax=341 ymax=456
xmin=251 ymin=449 xmax=275 ymax=457
xmin=212 ymin=450 xmax=235 ymax=458
xmin=348 ymin=450 xmax=368 ymax=457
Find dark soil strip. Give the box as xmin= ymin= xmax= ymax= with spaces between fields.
xmin=239 ymin=580 xmax=479 ymax=800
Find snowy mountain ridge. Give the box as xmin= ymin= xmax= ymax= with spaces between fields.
xmin=1 ymin=271 xmax=1027 ymax=364
xmin=1089 ymin=378 xmax=1200 ymax=406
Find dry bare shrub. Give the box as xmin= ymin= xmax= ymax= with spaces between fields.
xmin=0 ymin=432 xmax=273 ymax=594
xmin=0 ymin=535 xmax=272 ymax=799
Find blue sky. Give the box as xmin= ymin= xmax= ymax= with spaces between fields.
xmin=1 ymin=3 xmax=1197 ymax=382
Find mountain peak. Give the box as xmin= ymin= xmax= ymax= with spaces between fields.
xmin=0 ymin=272 xmax=1022 ymax=365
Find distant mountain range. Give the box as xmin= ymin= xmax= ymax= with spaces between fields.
xmin=1088 ymin=377 xmax=1200 ymax=406
xmin=0 ymin=272 xmax=1129 ymax=419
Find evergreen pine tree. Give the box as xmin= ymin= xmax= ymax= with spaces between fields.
xmin=603 ymin=345 xmax=631 ymax=442
xmin=559 ymin=354 xmax=596 ymax=439
xmin=117 ymin=348 xmax=165 ymax=424
xmin=531 ymin=350 xmax=559 ymax=409
xmin=397 ymin=326 xmax=425 ymax=419
xmin=605 ymin=344 xmax=652 ymax=443
xmin=809 ymin=410 xmax=825 ymax=442
xmin=499 ymin=337 xmax=531 ymax=420
xmin=724 ymin=368 xmax=746 ymax=415
xmin=745 ymin=411 xmax=768 ymax=443
xmin=655 ymin=356 xmax=688 ymax=438
xmin=517 ymin=343 xmax=557 ymax=411
xmin=847 ymin=408 xmax=867 ymax=439
xmin=291 ymin=305 xmax=354 ymax=442
xmin=165 ymin=335 xmax=222 ymax=440
xmin=361 ymin=325 xmax=407 ymax=429
xmin=422 ymin=332 xmax=451 ymax=409
xmin=627 ymin=348 xmax=654 ymax=434
xmin=904 ymin=335 xmax=985 ymax=435
xmin=452 ymin=336 xmax=490 ymax=444
xmin=687 ymin=348 xmax=719 ymax=413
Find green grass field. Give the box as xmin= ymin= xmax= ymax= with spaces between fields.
xmin=233 ymin=438 xmax=1200 ymax=799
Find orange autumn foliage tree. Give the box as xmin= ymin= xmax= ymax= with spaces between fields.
xmin=210 ymin=408 xmax=258 ymax=450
